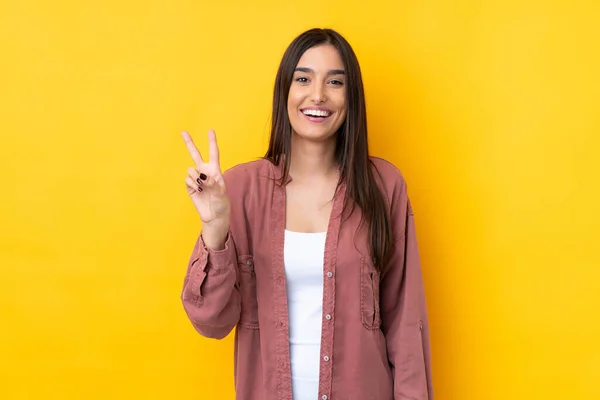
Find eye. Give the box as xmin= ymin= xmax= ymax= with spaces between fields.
xmin=328 ymin=79 xmax=344 ymax=86
xmin=295 ymin=77 xmax=309 ymax=83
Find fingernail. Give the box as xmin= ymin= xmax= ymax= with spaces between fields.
xmin=199 ymin=173 xmax=207 ymax=181
xmin=196 ymin=177 xmax=202 ymax=185
xmin=197 ymin=186 xmax=203 ymax=192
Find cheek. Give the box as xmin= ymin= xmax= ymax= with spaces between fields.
xmin=336 ymin=100 xmax=347 ymax=120
xmin=287 ymin=93 xmax=303 ymax=128
xmin=287 ymin=97 xmax=295 ymax=112
xmin=287 ymin=100 xmax=298 ymax=122
xmin=335 ymin=97 xmax=348 ymax=127
xmin=287 ymin=87 xmax=302 ymax=107
xmin=287 ymin=95 xmax=300 ymax=118
xmin=333 ymin=91 xmax=347 ymax=113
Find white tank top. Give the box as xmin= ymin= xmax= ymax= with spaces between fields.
xmin=283 ymin=229 xmax=327 ymax=400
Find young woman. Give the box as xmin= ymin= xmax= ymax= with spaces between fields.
xmin=181 ymin=28 xmax=433 ymax=400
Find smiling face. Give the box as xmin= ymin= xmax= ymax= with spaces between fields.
xmin=287 ymin=44 xmax=348 ymax=142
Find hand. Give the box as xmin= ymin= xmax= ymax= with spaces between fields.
xmin=182 ymin=130 xmax=230 ymax=248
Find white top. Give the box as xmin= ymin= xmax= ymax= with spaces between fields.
xmin=283 ymin=229 xmax=327 ymax=400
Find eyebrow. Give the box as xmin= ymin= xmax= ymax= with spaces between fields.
xmin=294 ymin=67 xmax=345 ymax=76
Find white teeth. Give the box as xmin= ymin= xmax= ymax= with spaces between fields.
xmin=302 ymin=109 xmax=331 ymax=117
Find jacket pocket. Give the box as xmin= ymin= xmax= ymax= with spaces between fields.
xmin=238 ymin=255 xmax=259 ymax=329
xmin=360 ymin=257 xmax=382 ymax=330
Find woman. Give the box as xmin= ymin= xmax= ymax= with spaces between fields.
xmin=181 ymin=28 xmax=433 ymax=400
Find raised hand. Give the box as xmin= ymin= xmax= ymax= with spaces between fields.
xmin=182 ymin=130 xmax=230 ymax=249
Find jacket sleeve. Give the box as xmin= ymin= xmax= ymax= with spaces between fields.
xmin=181 ymin=231 xmax=240 ymax=340
xmin=380 ymin=193 xmax=434 ymax=399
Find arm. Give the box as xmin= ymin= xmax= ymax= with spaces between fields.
xmin=181 ymin=231 xmax=240 ymax=339
xmin=381 ymin=197 xmax=434 ymax=399
xmin=179 ymin=130 xmax=239 ymax=340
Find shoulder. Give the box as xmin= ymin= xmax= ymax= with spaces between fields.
xmin=221 ymin=158 xmax=276 ymax=210
xmin=369 ymin=156 xmax=408 ymax=197
xmin=369 ymin=157 xmax=414 ymax=240
xmin=370 ymin=156 xmax=404 ymax=179
xmin=222 ymin=158 xmax=273 ymax=184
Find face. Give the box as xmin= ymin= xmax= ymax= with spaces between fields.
xmin=287 ymin=44 xmax=347 ymax=142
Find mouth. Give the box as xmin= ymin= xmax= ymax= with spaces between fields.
xmin=300 ymin=107 xmax=333 ymax=123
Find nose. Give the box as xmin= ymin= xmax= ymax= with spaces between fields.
xmin=311 ymin=82 xmax=327 ymax=104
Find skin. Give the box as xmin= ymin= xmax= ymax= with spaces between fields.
xmin=182 ymin=129 xmax=230 ymax=250
xmin=182 ymin=44 xmax=348 ymax=245
xmin=285 ymin=44 xmax=348 ymax=233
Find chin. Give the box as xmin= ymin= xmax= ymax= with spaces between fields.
xmin=294 ymin=128 xmax=337 ymax=142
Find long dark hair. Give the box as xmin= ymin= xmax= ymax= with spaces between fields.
xmin=264 ymin=28 xmax=393 ymax=274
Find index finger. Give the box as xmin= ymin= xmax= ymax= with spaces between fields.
xmin=181 ymin=131 xmax=204 ymax=167
xmin=208 ymin=129 xmax=220 ymax=168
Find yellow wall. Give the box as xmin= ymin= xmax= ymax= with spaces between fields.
xmin=1 ymin=0 xmax=598 ymax=398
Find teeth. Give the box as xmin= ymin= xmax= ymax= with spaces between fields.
xmin=302 ymin=109 xmax=331 ymax=117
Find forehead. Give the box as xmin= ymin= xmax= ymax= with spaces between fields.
xmin=295 ymin=44 xmax=344 ymax=71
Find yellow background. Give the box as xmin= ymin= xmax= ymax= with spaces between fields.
xmin=1 ymin=0 xmax=599 ymax=398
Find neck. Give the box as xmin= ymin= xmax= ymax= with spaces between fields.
xmin=288 ymin=133 xmax=338 ymax=181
